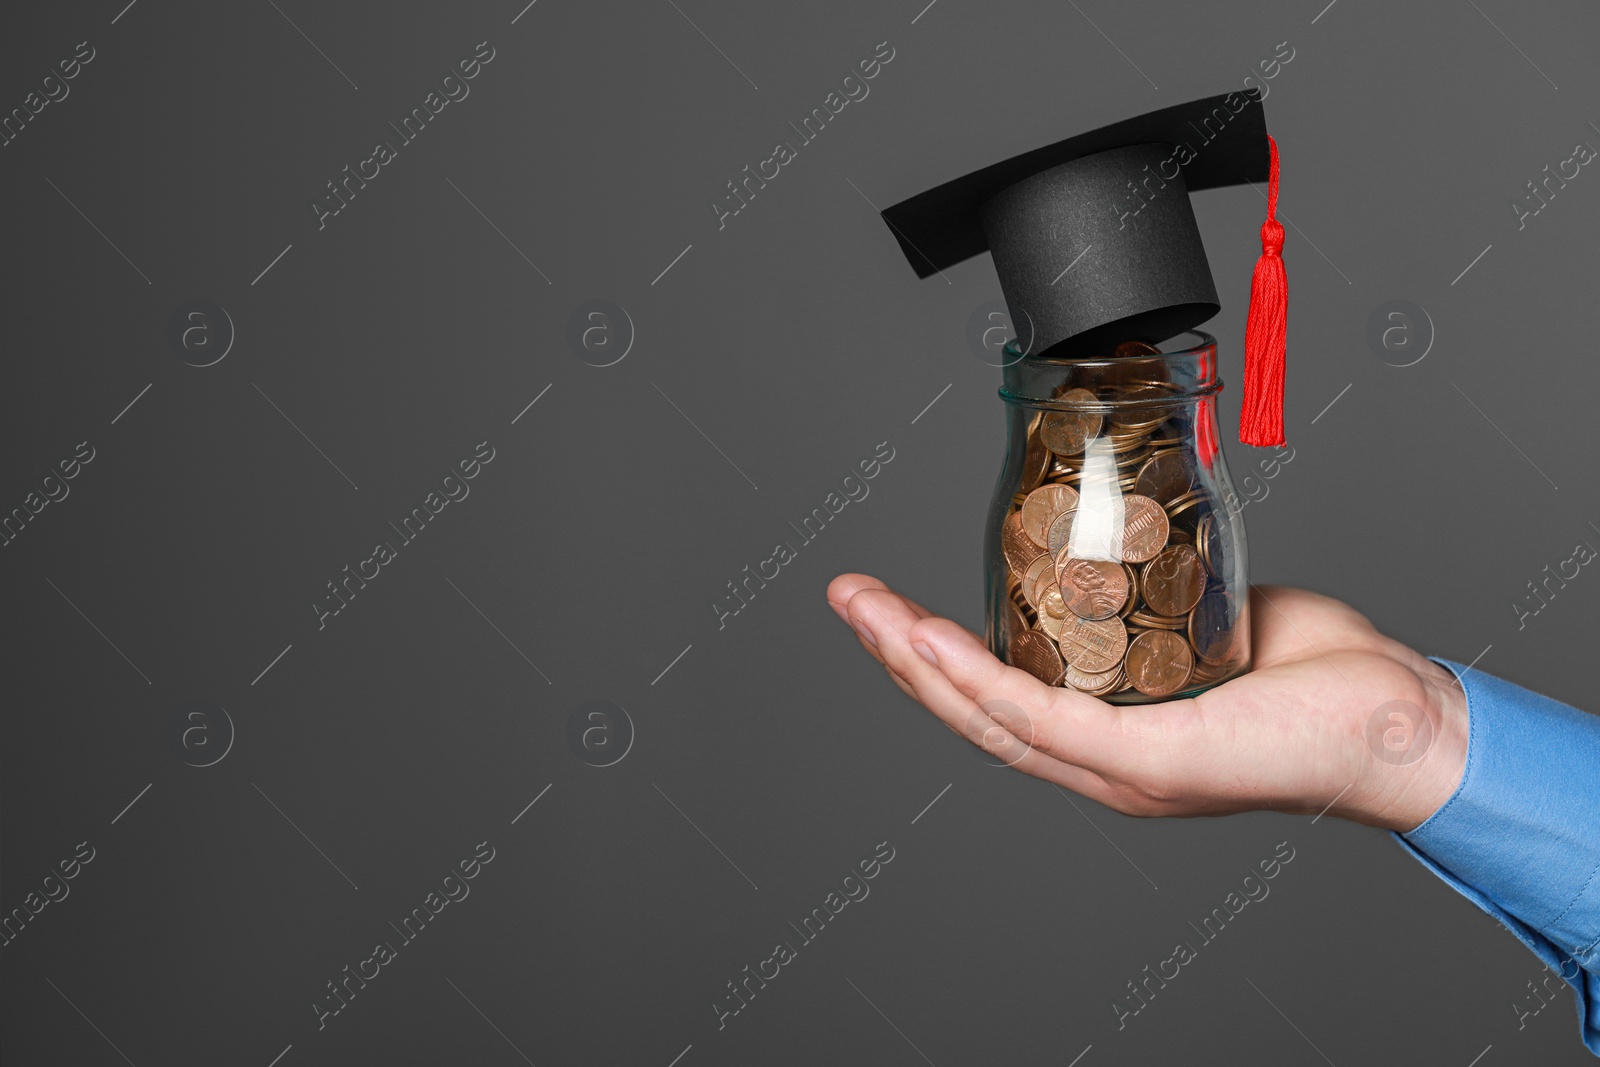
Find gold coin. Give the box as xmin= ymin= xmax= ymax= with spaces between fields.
xmin=1057 ymin=615 xmax=1128 ymax=674
xmin=1020 ymin=484 xmax=1080 ymax=547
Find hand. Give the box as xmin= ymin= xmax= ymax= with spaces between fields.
xmin=827 ymin=574 xmax=1469 ymax=832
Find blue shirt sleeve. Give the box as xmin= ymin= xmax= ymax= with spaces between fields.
xmin=1392 ymin=658 xmax=1600 ymax=1057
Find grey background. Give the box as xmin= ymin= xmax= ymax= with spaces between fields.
xmin=2 ymin=0 xmax=1597 ymax=1064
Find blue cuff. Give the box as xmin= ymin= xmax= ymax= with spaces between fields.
xmin=1391 ymin=658 xmax=1600 ymax=1056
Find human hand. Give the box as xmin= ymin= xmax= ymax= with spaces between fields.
xmin=827 ymin=574 xmax=1469 ymax=832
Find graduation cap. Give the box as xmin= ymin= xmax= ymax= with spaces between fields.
xmin=881 ymin=91 xmax=1287 ymax=446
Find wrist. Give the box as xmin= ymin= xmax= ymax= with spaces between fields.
xmin=1360 ymin=660 xmax=1470 ymax=832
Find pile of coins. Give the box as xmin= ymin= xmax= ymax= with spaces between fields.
xmin=997 ymin=347 xmax=1244 ymax=701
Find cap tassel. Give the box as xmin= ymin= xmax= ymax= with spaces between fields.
xmin=1241 ymin=135 xmax=1287 ymax=447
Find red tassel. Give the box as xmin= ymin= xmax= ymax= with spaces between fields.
xmin=1240 ymin=134 xmax=1287 ymax=447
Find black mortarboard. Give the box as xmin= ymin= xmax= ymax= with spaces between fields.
xmin=882 ymin=91 xmax=1272 ymax=362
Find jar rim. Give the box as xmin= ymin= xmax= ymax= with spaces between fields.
xmin=998 ymin=330 xmax=1222 ymax=410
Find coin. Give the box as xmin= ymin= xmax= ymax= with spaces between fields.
xmin=1020 ymin=484 xmax=1080 ymax=547
xmin=1012 ymin=589 xmax=1038 ymax=628
xmin=1039 ymin=583 xmax=1069 ymax=619
xmin=1199 ymin=510 xmax=1233 ymax=582
xmin=1020 ymin=553 xmax=1055 ymax=610
xmin=1019 ymin=413 xmax=1052 ymax=493
xmin=1039 ymin=389 xmax=1101 ymax=455
xmin=1129 ymin=610 xmax=1188 ymax=630
xmin=1064 ymin=661 xmax=1121 ymax=695
xmin=1036 ymin=588 xmax=1067 ymax=640
xmin=1057 ymin=615 xmax=1128 ymax=674
xmin=1165 ymin=490 xmax=1208 ymax=529
xmin=1113 ymin=340 xmax=1160 ymax=358
xmin=1134 ymin=449 xmax=1196 ymax=504
xmin=1034 ymin=562 xmax=1066 ymax=612
xmin=1010 ymin=630 xmax=1065 ymax=685
xmin=1188 ymin=589 xmax=1239 ymax=666
xmin=1142 ymin=544 xmax=1206 ymax=617
xmin=1002 ymin=512 xmax=1045 ymax=576
xmin=1120 ymin=495 xmax=1169 ymax=563
xmin=1125 ymin=630 xmax=1193 ymax=697
xmin=1045 ymin=508 xmax=1078 ymax=557
xmin=1109 ymin=385 xmax=1173 ymax=432
xmin=1056 ymin=556 xmax=1129 ymax=620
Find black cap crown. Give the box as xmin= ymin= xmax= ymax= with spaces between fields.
xmin=881 ymin=91 xmax=1270 ymax=357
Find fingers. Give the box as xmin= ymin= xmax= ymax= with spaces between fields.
xmin=843 ymin=587 xmax=1113 ymax=798
xmin=828 ymin=573 xmax=934 ymax=623
xmin=828 ymin=573 xmax=924 ymax=669
xmin=903 ymin=613 xmax=1133 ymax=777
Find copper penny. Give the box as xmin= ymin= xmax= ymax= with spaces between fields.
xmin=1001 ymin=597 xmax=1030 ymax=645
xmin=1019 ymin=413 xmax=1052 ymax=493
xmin=1188 ymin=589 xmax=1239 ymax=666
xmin=1112 ymin=341 xmax=1160 ymax=358
xmin=1200 ymin=511 xmax=1233 ymax=582
xmin=1064 ymin=661 xmax=1121 ymax=695
xmin=1056 ymin=556 xmax=1130 ymax=620
xmin=1134 ymin=449 xmax=1196 ymax=504
xmin=1033 ymin=562 xmax=1065 ymax=612
xmin=1120 ymin=495 xmax=1169 ymax=563
xmin=1045 ymin=508 xmax=1078 ymax=557
xmin=1020 ymin=554 xmax=1055 ymax=611
xmin=1009 ymin=630 xmax=1065 ymax=686
xmin=1020 ymin=484 xmax=1080 ymax=547
xmin=1038 ymin=582 xmax=1069 ymax=619
xmin=1129 ymin=610 xmax=1188 ymax=630
xmin=1125 ymin=630 xmax=1194 ymax=697
xmin=1036 ymin=588 xmax=1067 ymax=640
xmin=1001 ymin=512 xmax=1045 ymax=577
xmin=1057 ymin=615 xmax=1128 ymax=674
xmin=1109 ymin=384 xmax=1173 ymax=431
xmin=1039 ymin=389 xmax=1101 ymax=456
xmin=1142 ymin=544 xmax=1206 ymax=617
xmin=1055 ymin=498 xmax=1126 ymax=561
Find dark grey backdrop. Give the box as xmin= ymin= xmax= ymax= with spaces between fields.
xmin=3 ymin=0 xmax=1597 ymax=1064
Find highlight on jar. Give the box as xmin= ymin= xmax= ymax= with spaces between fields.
xmin=987 ymin=333 xmax=1250 ymax=704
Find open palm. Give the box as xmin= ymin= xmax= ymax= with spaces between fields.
xmin=828 ymin=574 xmax=1468 ymax=832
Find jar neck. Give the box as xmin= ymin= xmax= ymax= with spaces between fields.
xmin=999 ymin=330 xmax=1221 ymax=409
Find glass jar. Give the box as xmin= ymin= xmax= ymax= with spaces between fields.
xmin=985 ymin=331 xmax=1250 ymax=704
